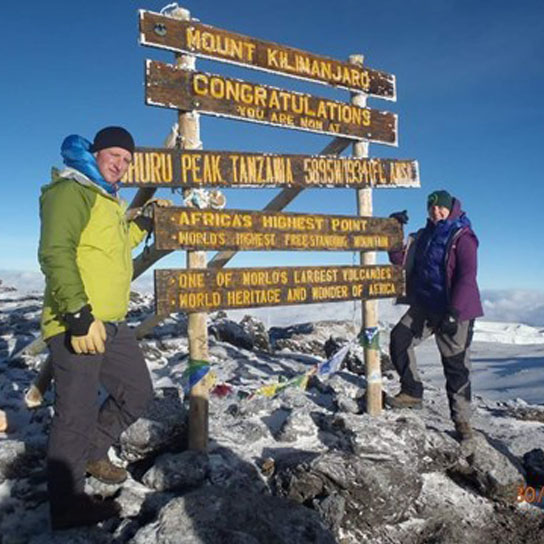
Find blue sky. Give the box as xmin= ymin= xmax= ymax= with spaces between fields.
xmin=1 ymin=0 xmax=543 ymax=291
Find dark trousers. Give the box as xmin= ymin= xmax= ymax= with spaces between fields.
xmin=47 ymin=322 xmax=153 ymax=515
xmin=389 ymin=306 xmax=474 ymax=424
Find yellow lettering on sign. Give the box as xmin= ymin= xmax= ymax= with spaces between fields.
xmin=261 ymin=214 xmax=325 ymax=231
xmin=287 ymin=287 xmax=308 ymax=302
xmin=177 ymin=231 xmax=226 ymax=247
xmin=177 ymin=211 xmax=253 ymax=229
xmin=186 ymin=27 xmax=256 ymax=63
xmin=300 ymin=117 xmax=324 ymax=131
xmin=267 ymin=48 xmax=279 ymax=68
xmin=293 ymin=268 xmax=338 ymax=284
xmin=226 ymin=288 xmax=282 ymax=307
xmin=311 ymin=285 xmax=349 ymax=301
xmin=179 ymin=290 xmax=221 ymax=310
xmin=190 ymin=72 xmax=375 ymax=133
xmin=390 ymin=161 xmax=413 ymax=184
xmin=228 ymin=155 xmax=294 ymax=185
xmin=234 ymin=232 xmax=277 ymax=248
xmin=203 ymin=154 xmax=223 ymax=183
xmin=330 ymin=217 xmax=368 ymax=232
xmin=122 ymin=152 xmax=173 ymax=184
xmin=340 ymin=267 xmax=392 ymax=282
xmin=177 ymin=272 xmax=204 ymax=288
xmin=283 ymin=233 xmax=348 ymax=249
xmin=352 ymin=235 xmax=389 ymax=249
xmin=193 ymin=73 xmax=209 ymax=96
xmin=351 ymin=284 xmax=364 ymax=297
xmin=216 ymin=271 xmax=233 ymax=287
xmin=241 ymin=269 xmax=288 ymax=286
xmin=368 ymin=282 xmax=397 ymax=296
xmin=270 ymin=112 xmax=295 ymax=126
xmin=262 ymin=47 xmax=371 ymax=92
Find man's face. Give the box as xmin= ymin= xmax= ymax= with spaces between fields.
xmin=428 ymin=205 xmax=451 ymax=223
xmin=95 ymin=147 xmax=132 ymax=184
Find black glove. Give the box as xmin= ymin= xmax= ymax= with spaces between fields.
xmin=389 ymin=210 xmax=409 ymax=225
xmin=439 ymin=310 xmax=459 ymax=336
xmin=64 ymin=304 xmax=94 ymax=336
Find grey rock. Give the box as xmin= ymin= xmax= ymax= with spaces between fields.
xmin=336 ymin=393 xmax=360 ymax=414
xmin=523 ymin=448 xmax=544 ymax=486
xmin=240 ymin=395 xmax=282 ymax=418
xmin=225 ymin=418 xmax=271 ymax=444
xmin=240 ymin=315 xmax=271 ymax=352
xmin=115 ymin=483 xmax=153 ymax=518
xmin=504 ymin=405 xmax=544 ymax=423
xmin=142 ymin=450 xmax=209 ymax=492
xmin=207 ymin=447 xmax=267 ymax=494
xmin=131 ymin=487 xmax=336 ymax=544
xmin=273 ymin=449 xmax=422 ymax=532
xmin=29 ymin=527 xmax=113 ymax=543
xmin=313 ymin=492 xmax=346 ymax=532
xmin=209 ymin=319 xmax=253 ymax=350
xmin=275 ymin=408 xmax=318 ymax=443
xmin=449 ymin=433 xmax=526 ymax=501
xmin=0 ymin=440 xmax=43 ymax=484
xmin=118 ymin=388 xmax=187 ymax=463
xmin=270 ymin=323 xmax=324 ymax=356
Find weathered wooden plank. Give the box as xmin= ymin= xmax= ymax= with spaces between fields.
xmin=145 ymin=61 xmax=398 ymax=145
xmin=140 ymin=11 xmax=396 ymax=100
xmin=154 ymin=207 xmax=402 ymax=252
xmin=132 ymin=137 xmax=354 ymax=278
xmin=155 ymin=265 xmax=404 ymax=314
xmin=121 ymin=147 xmax=419 ymax=188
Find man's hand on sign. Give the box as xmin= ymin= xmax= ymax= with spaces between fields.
xmin=142 ymin=198 xmax=173 ymax=218
xmin=71 ymin=320 xmax=107 ymax=355
xmin=146 ymin=198 xmax=173 ymax=208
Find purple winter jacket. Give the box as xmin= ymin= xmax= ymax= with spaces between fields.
xmin=389 ymin=198 xmax=484 ymax=321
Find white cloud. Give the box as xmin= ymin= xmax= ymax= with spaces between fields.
xmin=481 ymin=289 xmax=544 ymax=327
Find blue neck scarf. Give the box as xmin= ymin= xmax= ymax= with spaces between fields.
xmin=61 ymin=134 xmax=118 ymax=196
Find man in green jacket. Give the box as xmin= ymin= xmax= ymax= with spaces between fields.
xmin=39 ymin=127 xmax=156 ymax=530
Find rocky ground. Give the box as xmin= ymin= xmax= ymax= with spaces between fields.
xmin=1 ymin=283 xmax=544 ymax=543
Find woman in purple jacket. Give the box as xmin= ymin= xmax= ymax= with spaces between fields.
xmin=387 ymin=190 xmax=483 ymax=440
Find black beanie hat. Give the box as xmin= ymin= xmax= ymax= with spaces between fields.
xmin=91 ymin=126 xmax=135 ymax=155
xmin=427 ymin=190 xmax=453 ymax=210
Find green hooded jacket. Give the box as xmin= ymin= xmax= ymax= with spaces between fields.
xmin=38 ymin=167 xmax=148 ymax=340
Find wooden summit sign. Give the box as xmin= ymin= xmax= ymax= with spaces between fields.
xmin=121 ymin=148 xmax=419 ymax=188
xmin=154 ymin=207 xmax=403 ymax=252
xmin=145 ymin=61 xmax=398 ymax=145
xmin=140 ymin=11 xmax=396 ymax=100
xmin=155 ymin=265 xmax=404 ymax=314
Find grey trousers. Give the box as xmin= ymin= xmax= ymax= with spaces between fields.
xmin=389 ymin=306 xmax=474 ymax=424
xmin=47 ymin=322 xmax=153 ymax=515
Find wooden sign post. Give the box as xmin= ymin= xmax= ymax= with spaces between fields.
xmin=350 ymin=54 xmax=381 ymax=415
xmin=172 ymin=8 xmax=209 ymax=452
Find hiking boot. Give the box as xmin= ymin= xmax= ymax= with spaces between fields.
xmin=51 ymin=493 xmax=120 ymax=531
xmin=86 ymin=457 xmax=127 ymax=485
xmin=386 ymin=392 xmax=423 ymax=410
xmin=454 ymin=421 xmax=474 ymax=441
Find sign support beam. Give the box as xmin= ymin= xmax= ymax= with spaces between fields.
xmin=174 ymin=8 xmax=209 ymax=452
xmin=351 ymin=54 xmax=382 ymax=416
